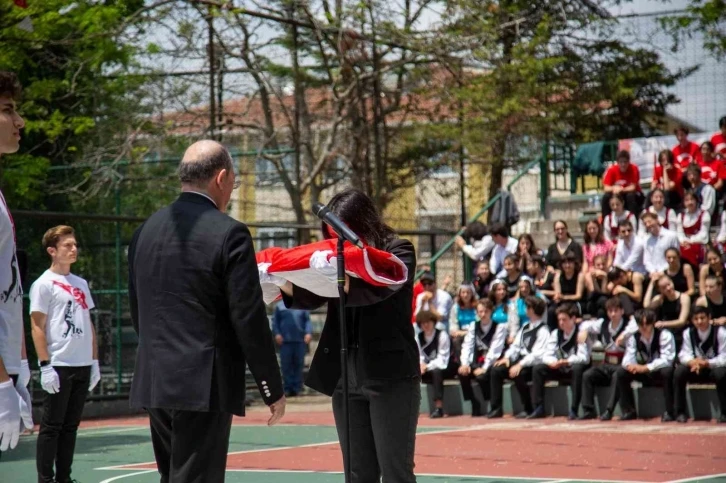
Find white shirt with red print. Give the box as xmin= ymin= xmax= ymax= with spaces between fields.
xmin=29 ymin=270 xmax=95 ymax=367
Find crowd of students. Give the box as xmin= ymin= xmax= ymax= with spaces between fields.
xmin=413 ymin=120 xmax=726 ymax=422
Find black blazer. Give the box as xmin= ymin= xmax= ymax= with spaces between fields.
xmin=127 ymin=192 xmax=283 ymax=415
xmin=282 ymin=238 xmax=420 ymax=396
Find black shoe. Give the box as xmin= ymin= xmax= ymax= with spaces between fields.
xmin=599 ymin=409 xmax=613 ymax=421
xmin=578 ymin=411 xmax=597 ymax=420
xmin=718 ymin=414 xmax=726 ymax=424
xmin=620 ymin=411 xmax=637 ymax=421
xmin=486 ymin=408 xmax=503 ymax=419
xmin=284 ymin=391 xmax=297 ymax=398
xmin=676 ymin=414 xmax=688 ymax=423
xmin=568 ymin=410 xmax=578 ymax=421
xmin=515 ymin=411 xmax=529 ymax=419
xmin=430 ymin=407 xmax=444 ymax=419
xmin=661 ymin=412 xmax=675 ymax=423
xmin=526 ymin=405 xmax=545 ymax=419
xmin=471 ymin=400 xmax=482 ymax=417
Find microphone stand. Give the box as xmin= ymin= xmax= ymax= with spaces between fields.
xmin=336 ymin=236 xmax=352 ymax=483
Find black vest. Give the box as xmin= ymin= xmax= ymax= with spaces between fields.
xmin=599 ymin=318 xmax=627 ymax=364
xmin=512 ymin=321 xmax=544 ymax=363
xmin=688 ymin=326 xmax=719 ymax=360
xmin=634 ymin=329 xmax=662 ymax=364
xmin=556 ymin=328 xmax=579 ymax=359
xmin=474 ymin=322 xmax=498 ymax=363
xmin=418 ymin=329 xmax=441 ymax=361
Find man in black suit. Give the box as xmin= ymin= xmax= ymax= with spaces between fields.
xmin=127 ymin=140 xmax=286 ymax=483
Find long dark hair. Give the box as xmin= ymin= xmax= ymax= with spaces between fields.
xmin=323 ymin=189 xmax=396 ymax=249
xmin=583 ymin=219 xmax=605 ymax=245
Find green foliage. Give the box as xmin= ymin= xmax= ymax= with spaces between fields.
xmin=660 ymin=0 xmax=726 ymax=58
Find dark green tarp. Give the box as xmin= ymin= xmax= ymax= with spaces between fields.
xmin=573 ymin=141 xmax=607 ymax=176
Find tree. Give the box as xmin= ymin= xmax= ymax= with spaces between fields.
xmin=660 ymin=0 xmax=726 ymax=59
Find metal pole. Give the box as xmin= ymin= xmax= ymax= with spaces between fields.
xmin=336 ymin=237 xmax=352 ymax=483
xmin=207 ymin=6 xmax=217 ymax=138
xmin=114 ymin=185 xmax=122 ymax=393
xmin=539 ymin=142 xmax=549 ymax=217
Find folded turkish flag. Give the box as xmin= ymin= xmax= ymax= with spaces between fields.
xmin=256 ymin=239 xmax=408 ymax=304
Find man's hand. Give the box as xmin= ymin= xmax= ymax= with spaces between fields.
xmin=267 ymin=396 xmax=286 ymax=426
xmin=259 ymin=268 xmax=288 ymax=288
xmin=421 ymin=291 xmax=434 ymax=301
xmin=420 ymin=363 xmax=428 ymax=374
xmin=494 ymin=358 xmax=510 ymax=368
xmin=577 ymin=331 xmax=589 ymax=344
xmin=473 ymin=367 xmax=486 ymax=377
xmin=553 ymin=293 xmax=563 ymax=302
xmin=547 ymin=361 xmax=560 ymax=370
xmin=655 ymin=321 xmax=666 ymax=329
xmin=304 ymin=334 xmax=312 ymax=344
xmin=0 ymin=380 xmax=20 ymax=451
xmin=627 ymin=364 xmax=649 ymax=374
xmin=455 ymin=236 xmax=466 ymax=248
xmin=616 ymin=333 xmax=628 ymax=347
xmin=442 ymin=274 xmax=454 ymax=288
xmin=651 ymin=272 xmax=663 ymax=282
xmin=612 ymin=286 xmax=624 ymax=295
xmin=509 ymin=363 xmax=522 ymax=379
xmin=713 ymin=317 xmax=726 ymax=327
xmin=458 ymin=365 xmax=471 ymax=376
xmin=275 ymin=335 xmax=283 ymax=346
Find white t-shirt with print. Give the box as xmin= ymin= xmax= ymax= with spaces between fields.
xmin=30 ymin=270 xmax=95 ymax=367
xmin=0 ymin=189 xmax=23 ymax=375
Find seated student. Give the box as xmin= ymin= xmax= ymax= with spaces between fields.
xmin=663 ymin=247 xmax=696 ymax=297
xmin=489 ymin=279 xmax=512 ymax=327
xmin=583 ymin=219 xmax=614 ymax=274
xmin=517 ymin=234 xmax=543 ymax=273
xmin=579 ymin=297 xmax=638 ymax=421
xmin=674 ymin=305 xmax=726 ymax=423
xmin=639 ymin=189 xmax=679 ymax=237
xmin=458 ymin=299 xmax=508 ymax=417
xmin=550 ymin=251 xmax=585 ymax=329
xmin=673 ymin=125 xmax=703 ymax=178
xmin=698 ymin=141 xmax=725 ymax=194
xmin=641 ymin=211 xmax=680 ymax=278
xmin=652 ymin=151 xmax=684 ymax=210
xmin=530 ymin=303 xmax=591 ymax=420
xmin=416 ymin=310 xmax=459 ymax=418
xmin=613 ymin=220 xmax=646 ymax=276
xmin=684 ymin=166 xmax=716 ymax=218
xmin=644 ymin=275 xmax=691 ymax=354
xmin=696 ymin=275 xmax=726 ymax=327
xmin=473 ymin=260 xmax=494 ymax=300
xmin=545 ymin=220 xmax=583 ymax=270
xmin=449 ymin=283 xmax=479 ymax=342
xmin=528 ymin=255 xmax=556 ymax=301
xmin=615 ymin=308 xmax=676 ymax=422
xmin=414 ymin=271 xmax=454 ymax=332
xmin=678 ymin=189 xmax=711 ymax=268
xmin=585 ymin=254 xmax=610 ymax=319
xmin=713 ymin=116 xmax=726 ymax=160
xmin=501 ymin=254 xmax=523 ymax=300
xmin=509 ymin=276 xmax=546 ymax=342
xmin=455 ymin=221 xmax=494 ymax=262
xmin=601 ymin=150 xmax=644 ymax=217
xmin=603 ymin=194 xmax=638 ymax=243
xmin=607 ymin=266 xmax=644 ymax=318
xmin=699 ymin=247 xmax=725 ymax=297
xmin=489 ymin=223 xmax=519 ymax=278
xmin=488 ymin=296 xmax=550 ymax=418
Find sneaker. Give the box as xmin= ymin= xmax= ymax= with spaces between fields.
xmin=599 ymin=409 xmax=613 ymax=421
xmin=429 ymin=407 xmax=444 ymax=419
xmin=526 ymin=405 xmax=545 ymax=419
xmin=661 ymin=412 xmax=675 ymax=423
xmin=568 ymin=410 xmax=578 ymax=421
xmin=676 ymin=414 xmax=688 ymax=424
xmin=619 ymin=411 xmax=637 ymax=421
xmin=578 ymin=411 xmax=597 ymax=421
xmin=487 ymin=408 xmax=504 ymax=419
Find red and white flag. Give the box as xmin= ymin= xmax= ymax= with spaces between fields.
xmin=256 ymin=239 xmax=408 ymax=304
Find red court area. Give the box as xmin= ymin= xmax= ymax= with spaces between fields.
xmin=109 ymin=411 xmax=726 ymax=482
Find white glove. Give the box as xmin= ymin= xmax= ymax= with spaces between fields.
xmin=40 ymin=365 xmax=60 ymax=394
xmin=89 ymin=360 xmax=101 ymax=392
xmin=15 ymin=384 xmax=33 ymax=432
xmin=310 ymin=250 xmax=337 ymax=283
xmin=0 ymin=380 xmax=20 ymax=451
xmin=258 ymin=264 xmax=287 ymax=287
xmin=18 ymin=360 xmax=30 ymax=388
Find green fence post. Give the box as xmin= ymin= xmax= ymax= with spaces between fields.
xmin=569 ymin=144 xmax=577 ymax=194
xmin=539 ymin=142 xmax=549 ymax=216
xmin=115 ymin=184 xmax=122 ymax=393
xmin=429 ymin=233 xmax=437 ymax=278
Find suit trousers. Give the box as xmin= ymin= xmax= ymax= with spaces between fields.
xmin=459 ymin=369 xmax=492 ymax=415
xmin=616 ymin=365 xmax=675 ymax=416
xmin=147 ymin=407 xmax=233 ymax=483
xmin=532 ymin=363 xmax=588 ymax=413
xmin=421 ymin=364 xmax=457 ymax=402
xmin=280 ymin=342 xmax=306 ymax=394
xmin=490 ymin=364 xmax=534 ymax=414
xmin=674 ymin=364 xmax=726 ymax=416
xmin=582 ymin=364 xmax=620 ymax=414
xmin=37 ymin=365 xmax=90 ymax=483
xmin=331 ymin=351 xmax=419 ymax=483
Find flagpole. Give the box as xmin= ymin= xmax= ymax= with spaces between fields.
xmin=336 ymin=237 xmax=352 ymax=483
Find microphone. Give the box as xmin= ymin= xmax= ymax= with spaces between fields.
xmin=312 ymin=202 xmax=364 ymax=249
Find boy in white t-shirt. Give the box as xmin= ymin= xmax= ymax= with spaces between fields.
xmin=0 ymin=70 xmax=32 ymax=457
xmin=30 ymin=225 xmax=100 ymax=483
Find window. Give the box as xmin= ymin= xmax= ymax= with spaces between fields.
xmin=256 ymin=154 xmax=294 ymax=186
xmin=255 ymin=228 xmax=296 ymax=250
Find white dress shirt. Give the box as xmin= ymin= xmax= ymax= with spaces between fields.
xmin=694 ymin=182 xmax=716 ymax=216
xmin=187 ymin=190 xmax=218 ymax=207
xmin=644 ymin=228 xmax=681 ymax=274
xmin=638 ymin=206 xmax=679 ymax=237
xmin=622 ymin=329 xmax=675 ymax=372
xmin=461 ymin=236 xmax=495 ymax=261
xmin=614 ymin=235 xmax=646 ymax=274
xmin=717 ymin=211 xmax=726 ymax=244
xmin=418 ymin=330 xmax=451 ymax=371
xmin=678 ymin=326 xmax=726 ymax=368
xmin=460 ymin=321 xmax=508 ymax=372
xmin=503 ymin=319 xmax=550 ymax=367
xmin=542 ymin=328 xmax=591 ymax=365
xmin=492 ymin=237 xmax=519 ymax=277
xmin=415 ymin=289 xmax=453 ymax=331
xmin=677 ymin=210 xmax=711 ymax=244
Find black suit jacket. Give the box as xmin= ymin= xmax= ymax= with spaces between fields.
xmin=282 ymin=238 xmax=420 ymax=396
xmin=127 ymin=192 xmax=283 ymax=415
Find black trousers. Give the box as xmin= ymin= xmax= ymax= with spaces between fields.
xmin=601 ymin=191 xmax=645 ymax=218
xmin=490 ymin=364 xmax=534 ymax=414
xmin=37 ymin=365 xmax=91 ymax=483
xmin=459 ymin=369 xmax=491 ymax=402
xmin=0 ymin=374 xmax=18 ymax=463
xmin=421 ymin=364 xmax=458 ymax=402
xmin=532 ymin=363 xmax=588 ymax=413
xmin=582 ymin=364 xmax=620 ymax=414
xmin=616 ymin=365 xmax=675 ymax=416
xmin=332 ymin=360 xmax=419 ymax=483
xmin=674 ymin=365 xmax=726 ymax=416
xmin=147 ymin=407 xmax=233 ymax=483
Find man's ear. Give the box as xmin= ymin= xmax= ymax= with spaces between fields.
xmin=46 ymin=247 xmax=55 ymax=258
xmin=215 ymin=168 xmax=228 ymax=187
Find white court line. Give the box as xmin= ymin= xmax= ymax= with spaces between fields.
xmin=78 ymin=427 xmax=148 ymax=436
xmin=664 ymin=474 xmax=726 ymax=483
xmin=98 ymin=470 xmax=156 ymax=483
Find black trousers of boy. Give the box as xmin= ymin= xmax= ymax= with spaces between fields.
xmin=421 ymin=362 xmax=458 ymax=403
xmin=37 ymin=365 xmax=91 ymax=483
xmin=459 ymin=366 xmax=492 ymax=415
xmin=490 ymin=364 xmax=534 ymax=414
xmin=674 ymin=365 xmax=726 ymax=417
xmin=615 ymin=365 xmax=675 ymax=416
xmin=582 ymin=364 xmax=620 ymax=415
xmin=532 ymin=363 xmax=588 ymax=414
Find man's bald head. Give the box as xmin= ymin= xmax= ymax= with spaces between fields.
xmin=178 ymin=140 xmax=233 ymax=187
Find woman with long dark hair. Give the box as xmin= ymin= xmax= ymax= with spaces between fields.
xmin=582 ymin=219 xmax=613 ymax=273
xmin=517 ymin=234 xmax=541 ymax=271
xmin=545 ymin=220 xmax=583 ymax=270
xmin=663 ymin=247 xmax=696 ymax=297
xmin=277 ymin=189 xmax=419 ymax=482
xmin=699 ymin=246 xmax=725 ymax=297
xmin=652 ymin=149 xmax=683 ymax=209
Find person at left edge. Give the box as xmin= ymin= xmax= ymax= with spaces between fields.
xmin=29 ymin=225 xmax=100 ymax=483
xmin=272 ymin=300 xmax=312 ymax=397
xmin=127 ymin=141 xmax=286 ymax=483
xmin=268 ymin=188 xmax=420 ymax=483
xmin=0 ymin=71 xmax=32 ymax=459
